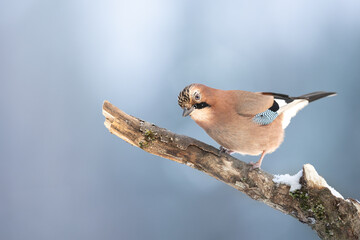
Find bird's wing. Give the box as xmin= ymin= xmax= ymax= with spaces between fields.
xmin=232 ymin=91 xmax=285 ymax=126
xmin=234 ymin=91 xmax=335 ymax=128
xmin=232 ymin=90 xmax=274 ymax=117
xmin=260 ymin=91 xmax=336 ymax=128
xmin=260 ymin=92 xmax=308 ymax=128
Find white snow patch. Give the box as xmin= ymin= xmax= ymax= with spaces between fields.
xmin=273 ymin=170 xmax=303 ymax=192
xmin=326 ymin=184 xmax=344 ymax=199
xmin=303 ymin=164 xmax=344 ymax=199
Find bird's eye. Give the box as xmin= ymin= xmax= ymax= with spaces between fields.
xmin=194 ymin=92 xmax=201 ymax=101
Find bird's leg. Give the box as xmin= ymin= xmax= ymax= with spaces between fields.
xmin=219 ymin=146 xmax=234 ymax=155
xmin=250 ymin=151 xmax=266 ymax=169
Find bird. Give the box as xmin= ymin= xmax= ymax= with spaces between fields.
xmin=178 ymin=84 xmax=336 ymax=169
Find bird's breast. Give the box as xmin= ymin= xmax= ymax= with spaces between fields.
xmin=194 ymin=113 xmax=285 ymax=156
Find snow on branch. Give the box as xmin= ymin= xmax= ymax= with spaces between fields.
xmin=102 ymin=100 xmax=360 ymax=240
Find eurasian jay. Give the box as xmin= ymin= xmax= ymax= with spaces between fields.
xmin=178 ymin=84 xmax=336 ymax=169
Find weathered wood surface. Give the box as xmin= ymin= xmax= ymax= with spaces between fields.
xmin=103 ymin=100 xmax=360 ymax=240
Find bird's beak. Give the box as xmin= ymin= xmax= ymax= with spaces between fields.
xmin=182 ymin=106 xmax=195 ymax=117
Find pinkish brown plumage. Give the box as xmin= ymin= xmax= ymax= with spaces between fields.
xmin=178 ymin=84 xmax=336 ymax=169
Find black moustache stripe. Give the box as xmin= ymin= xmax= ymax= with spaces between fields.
xmin=194 ymin=102 xmax=210 ymax=109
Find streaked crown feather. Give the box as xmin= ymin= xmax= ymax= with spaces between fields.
xmin=178 ymin=84 xmax=194 ymax=108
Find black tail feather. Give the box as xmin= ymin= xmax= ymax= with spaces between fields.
xmin=262 ymin=91 xmax=336 ymax=103
xmin=295 ymin=91 xmax=336 ymax=103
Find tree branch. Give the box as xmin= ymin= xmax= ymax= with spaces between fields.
xmin=102 ymin=100 xmax=360 ymax=240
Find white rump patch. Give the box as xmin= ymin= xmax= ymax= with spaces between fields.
xmin=278 ymin=99 xmax=309 ymax=129
xmin=274 ymin=99 xmax=287 ymax=108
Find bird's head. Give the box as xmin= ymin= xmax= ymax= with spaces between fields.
xmin=178 ymin=84 xmax=212 ymax=117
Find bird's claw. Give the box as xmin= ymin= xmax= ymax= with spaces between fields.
xmin=249 ymin=161 xmax=261 ymax=170
xmin=219 ymin=146 xmax=234 ymax=155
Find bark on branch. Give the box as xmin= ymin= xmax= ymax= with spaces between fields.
xmin=102 ymin=100 xmax=360 ymax=240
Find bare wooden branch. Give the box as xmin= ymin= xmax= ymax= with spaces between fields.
xmin=102 ymin=100 xmax=360 ymax=240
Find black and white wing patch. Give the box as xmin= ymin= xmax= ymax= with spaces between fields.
xmin=252 ymin=92 xmax=309 ymax=128
xmin=253 ymin=91 xmax=335 ymax=128
xmin=252 ymin=101 xmax=280 ymax=125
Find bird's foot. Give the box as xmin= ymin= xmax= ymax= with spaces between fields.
xmin=249 ymin=151 xmax=266 ymax=170
xmin=219 ymin=146 xmax=234 ymax=155
xmin=249 ymin=161 xmax=261 ymax=170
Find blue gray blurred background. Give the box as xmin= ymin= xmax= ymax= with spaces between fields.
xmin=1 ymin=0 xmax=360 ymax=239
